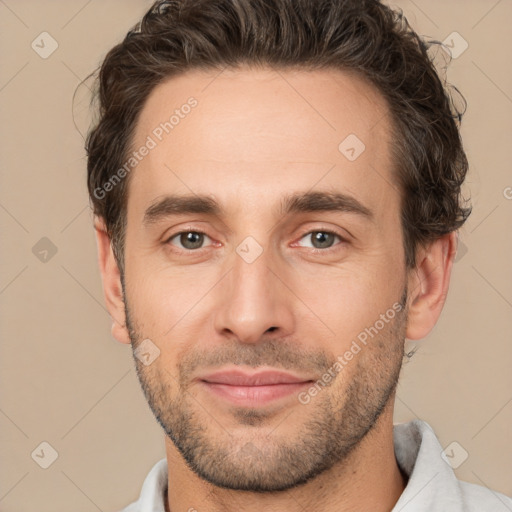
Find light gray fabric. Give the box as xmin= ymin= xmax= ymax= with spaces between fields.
xmin=119 ymin=420 xmax=512 ymax=511
xmin=391 ymin=420 xmax=512 ymax=511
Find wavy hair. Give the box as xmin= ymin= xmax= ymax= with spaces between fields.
xmin=86 ymin=0 xmax=471 ymax=273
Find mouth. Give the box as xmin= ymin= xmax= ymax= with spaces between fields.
xmin=197 ymin=368 xmax=315 ymax=407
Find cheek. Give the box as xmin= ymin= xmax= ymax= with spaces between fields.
xmin=127 ymin=255 xmax=196 ymax=323
xmin=126 ymin=267 xmax=211 ymax=360
xmin=289 ymin=262 xmax=400 ymax=348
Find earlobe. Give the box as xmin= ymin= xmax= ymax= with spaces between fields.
xmin=94 ymin=216 xmax=131 ymax=345
xmin=405 ymin=232 xmax=458 ymax=340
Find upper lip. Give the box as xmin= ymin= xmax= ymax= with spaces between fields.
xmin=199 ymin=369 xmax=314 ymax=386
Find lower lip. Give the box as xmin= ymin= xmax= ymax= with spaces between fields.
xmin=200 ymin=381 xmax=312 ymax=406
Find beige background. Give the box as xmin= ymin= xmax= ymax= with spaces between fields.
xmin=1 ymin=0 xmax=511 ymax=510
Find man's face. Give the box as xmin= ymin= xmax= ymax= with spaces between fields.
xmin=122 ymin=67 xmax=408 ymax=491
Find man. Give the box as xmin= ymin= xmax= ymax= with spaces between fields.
xmin=86 ymin=0 xmax=512 ymax=510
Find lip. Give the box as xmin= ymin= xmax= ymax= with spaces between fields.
xmin=200 ymin=369 xmax=313 ymax=386
xmin=197 ymin=369 xmax=314 ymax=407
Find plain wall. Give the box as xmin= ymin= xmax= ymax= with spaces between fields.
xmin=0 ymin=0 xmax=511 ymax=510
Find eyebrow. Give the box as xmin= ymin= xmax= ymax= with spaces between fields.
xmin=142 ymin=190 xmax=374 ymax=227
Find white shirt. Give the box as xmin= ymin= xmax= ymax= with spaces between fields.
xmin=119 ymin=419 xmax=512 ymax=511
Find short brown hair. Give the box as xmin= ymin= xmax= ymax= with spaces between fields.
xmin=86 ymin=0 xmax=471 ymax=274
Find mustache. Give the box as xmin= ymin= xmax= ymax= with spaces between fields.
xmin=178 ymin=338 xmax=335 ymax=383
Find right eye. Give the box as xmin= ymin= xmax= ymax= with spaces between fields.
xmin=165 ymin=230 xmax=214 ymax=251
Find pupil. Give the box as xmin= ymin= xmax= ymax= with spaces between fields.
xmin=313 ymin=231 xmax=333 ymax=248
xmin=181 ymin=232 xmax=203 ymax=249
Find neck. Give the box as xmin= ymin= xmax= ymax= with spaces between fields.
xmin=164 ymin=402 xmax=407 ymax=512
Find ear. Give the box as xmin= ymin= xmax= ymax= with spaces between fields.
xmin=405 ymin=231 xmax=458 ymax=340
xmin=94 ymin=216 xmax=131 ymax=344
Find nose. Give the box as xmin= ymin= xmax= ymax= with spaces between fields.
xmin=213 ymin=245 xmax=296 ymax=344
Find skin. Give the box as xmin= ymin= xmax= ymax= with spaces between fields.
xmin=94 ymin=66 xmax=457 ymax=512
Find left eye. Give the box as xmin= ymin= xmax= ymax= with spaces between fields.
xmin=297 ymin=230 xmax=342 ymax=249
xmin=167 ymin=231 xmax=212 ymax=250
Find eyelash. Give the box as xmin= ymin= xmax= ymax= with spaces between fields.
xmin=295 ymin=229 xmax=346 ymax=254
xmin=165 ymin=229 xmax=213 ymax=254
xmin=164 ymin=228 xmax=347 ymax=255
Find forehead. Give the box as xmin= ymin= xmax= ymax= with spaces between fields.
xmin=128 ymin=66 xmax=397 ymax=222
